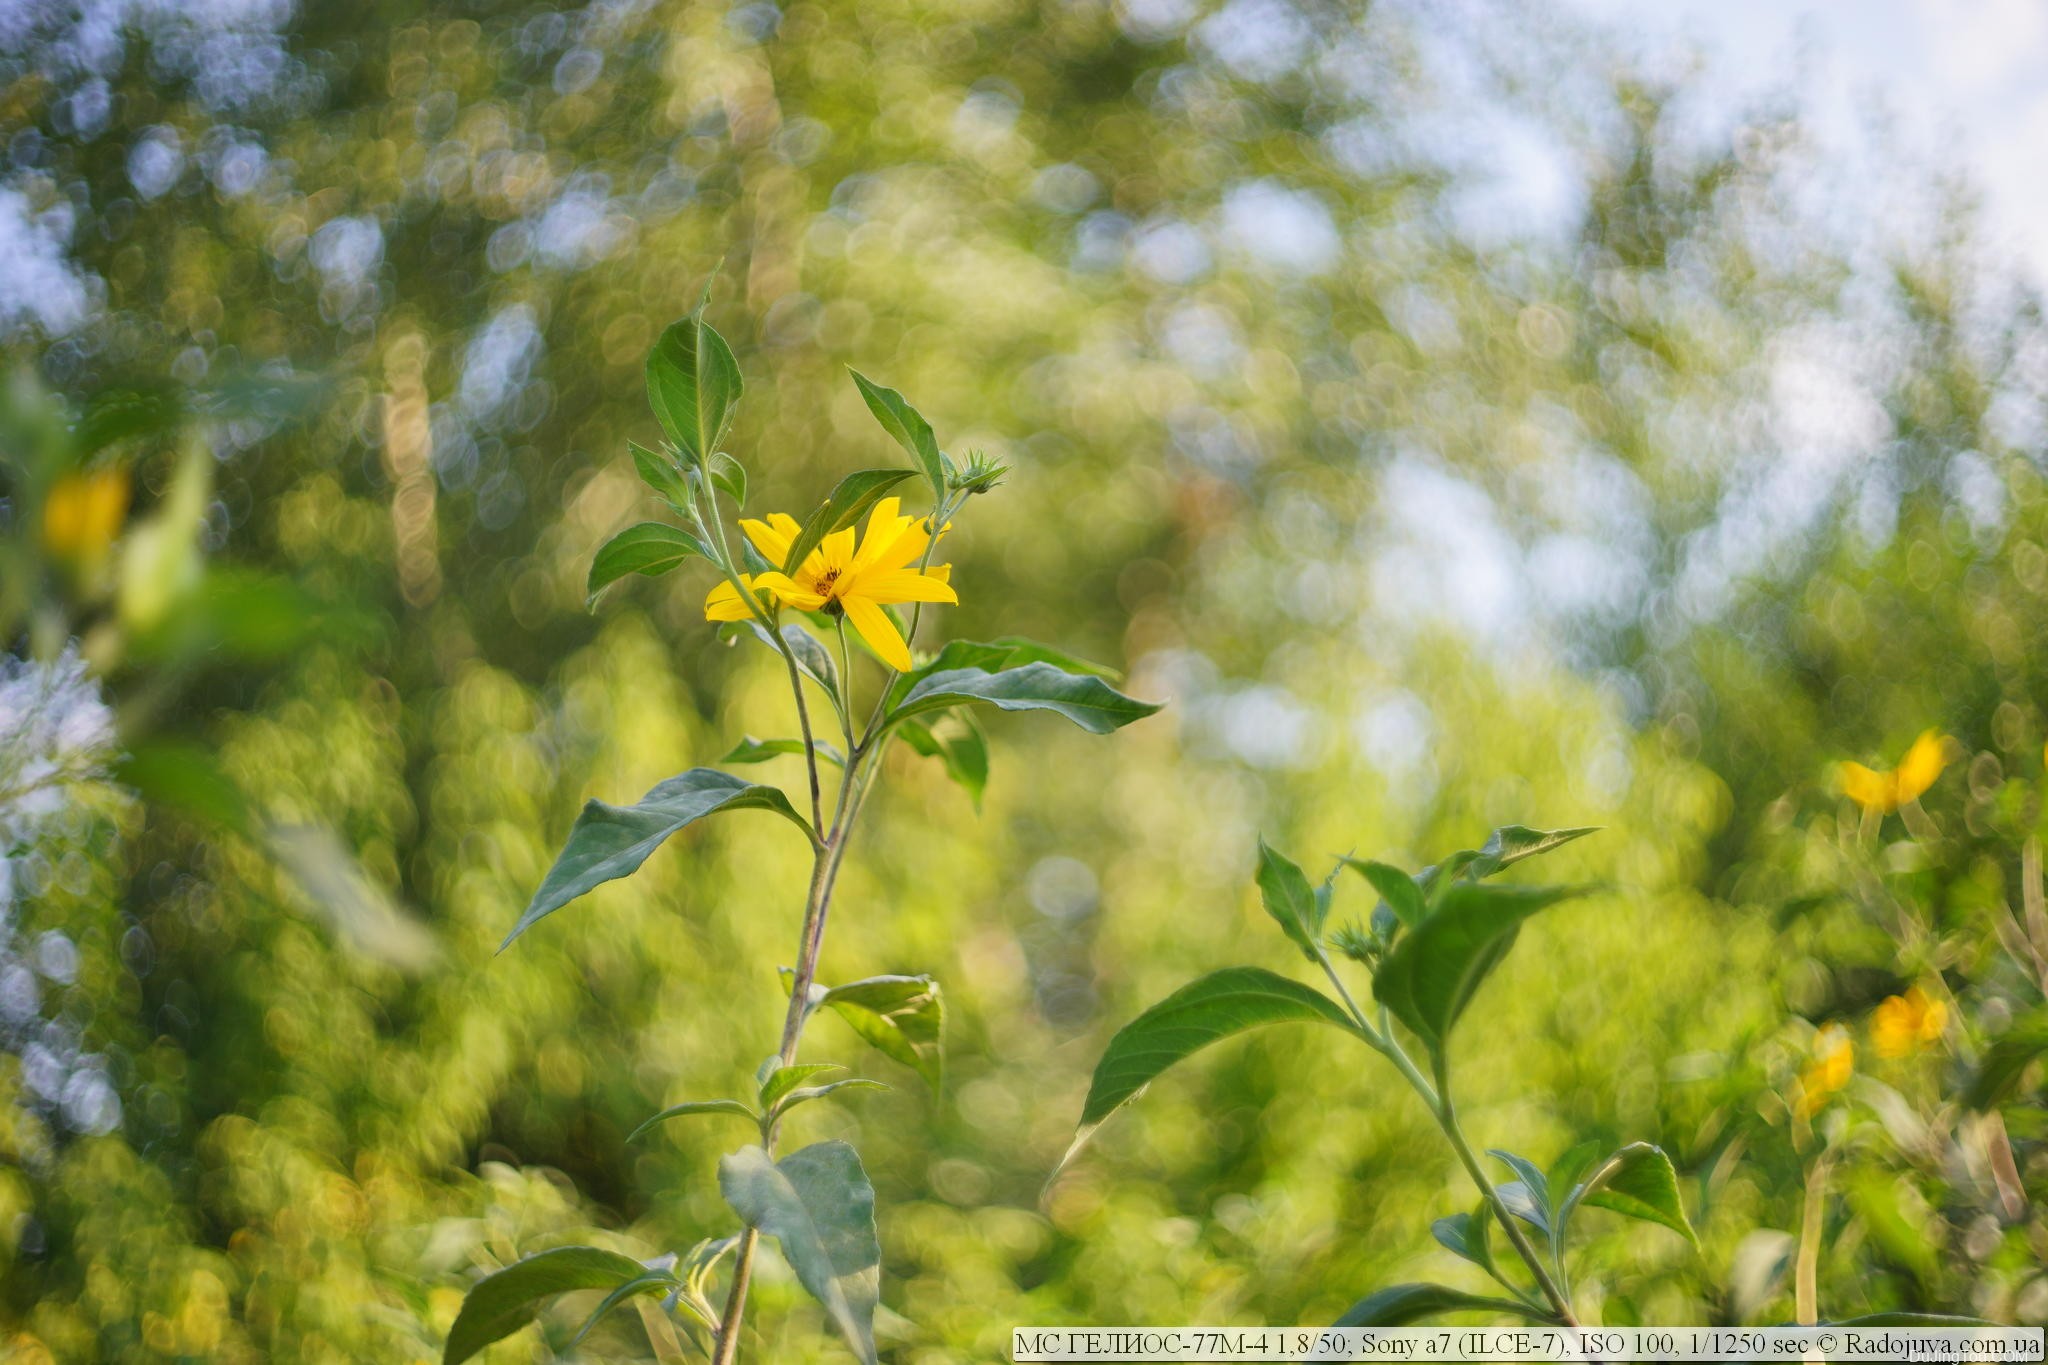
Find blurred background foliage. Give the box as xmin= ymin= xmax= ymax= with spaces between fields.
xmin=0 ymin=0 xmax=2044 ymax=1360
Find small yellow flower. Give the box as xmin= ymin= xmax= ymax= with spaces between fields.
xmin=703 ymin=497 xmax=956 ymax=671
xmin=1838 ymin=729 xmax=1948 ymax=814
xmin=1795 ymin=1024 xmax=1854 ymax=1119
xmin=1871 ymin=986 xmax=1947 ymax=1059
xmin=41 ymin=467 xmax=131 ymax=563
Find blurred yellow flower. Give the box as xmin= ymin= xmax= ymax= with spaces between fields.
xmin=41 ymin=467 xmax=131 ymax=563
xmin=1871 ymin=985 xmax=1946 ymax=1058
xmin=705 ymin=497 xmax=955 ymax=671
xmin=1838 ymin=729 xmax=1947 ymax=813
xmin=1795 ymin=1024 xmax=1854 ymax=1119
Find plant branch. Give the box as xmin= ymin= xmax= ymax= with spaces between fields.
xmin=1432 ymin=1067 xmax=1578 ymax=1327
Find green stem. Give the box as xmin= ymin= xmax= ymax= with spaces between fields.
xmin=1431 ymin=1067 xmax=1577 ymax=1326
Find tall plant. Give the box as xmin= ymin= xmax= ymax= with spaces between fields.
xmin=443 ymin=307 xmax=1160 ymax=1364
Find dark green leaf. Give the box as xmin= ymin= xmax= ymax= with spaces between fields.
xmin=708 ymin=451 xmax=746 ymax=506
xmin=1074 ymin=967 xmax=1365 ymax=1139
xmin=1371 ymin=882 xmax=1586 ymax=1056
xmin=849 ymin=370 xmax=948 ymax=501
xmin=646 ymin=312 xmax=742 ymax=466
xmin=821 ymin=976 xmax=944 ymax=1093
xmin=721 ymin=735 xmax=846 ymax=768
xmin=718 ymin=1142 xmax=880 ymax=1365
xmin=738 ymin=621 xmax=840 ymax=705
xmin=570 ymin=1267 xmax=682 ymax=1348
xmin=1342 ymin=858 xmax=1427 ymax=929
xmin=626 ymin=1099 xmax=760 ymax=1143
xmin=780 ymin=468 xmax=918 ymax=575
xmin=443 ymin=1246 xmax=650 ymax=1365
xmin=1335 ymin=1283 xmax=1555 ymax=1327
xmin=587 ymin=522 xmax=710 ymax=603
xmin=506 ymin=769 xmax=813 ymax=949
xmin=1256 ymin=839 xmax=1323 ymax=960
xmin=628 ymin=439 xmax=691 ymax=507
xmin=118 ymin=739 xmax=251 ymax=832
xmin=72 ymin=382 xmax=184 ymax=455
xmin=888 ymin=662 xmax=1162 ymax=736
xmin=759 ymin=1062 xmax=842 ymax=1110
xmin=1965 ymin=1011 xmax=2048 ymax=1109
xmin=1562 ymin=1141 xmax=1696 ymax=1247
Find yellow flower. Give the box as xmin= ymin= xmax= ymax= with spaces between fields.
xmin=1795 ymin=1024 xmax=1854 ymax=1119
xmin=703 ymin=497 xmax=956 ymax=671
xmin=1838 ymin=729 xmax=1947 ymax=814
xmin=41 ymin=467 xmax=131 ymax=563
xmin=1871 ymin=986 xmax=1947 ymax=1059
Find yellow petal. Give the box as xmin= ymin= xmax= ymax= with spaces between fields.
xmin=741 ymin=516 xmax=795 ymax=565
xmin=1892 ymin=729 xmax=1947 ymax=805
xmin=751 ymin=571 xmax=827 ymax=611
xmin=705 ymin=576 xmax=755 ymax=622
xmin=926 ymin=563 xmax=950 ymax=584
xmin=817 ymin=525 xmax=858 ymax=572
xmin=841 ymin=594 xmax=911 ymax=672
xmin=1839 ymin=760 xmax=1895 ymax=813
xmin=856 ymin=567 xmax=958 ymax=605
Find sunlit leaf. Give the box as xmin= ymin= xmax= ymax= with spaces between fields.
xmin=629 ymin=439 xmax=691 ymax=507
xmin=1372 ymin=882 xmax=1586 ymax=1056
xmin=506 ymin=769 xmax=814 ymax=948
xmin=570 ymin=1265 xmax=681 ymax=1348
xmin=1488 ymin=1150 xmax=1554 ymax=1234
xmin=1560 ymin=1141 xmax=1696 ymax=1246
xmin=721 ymin=735 xmax=846 ymax=768
xmin=443 ymin=1246 xmax=652 ymax=1365
xmin=887 ymin=662 xmax=1161 ymax=736
xmin=1342 ymin=858 xmax=1427 ymax=929
xmin=759 ymin=1062 xmax=843 ymax=1110
xmin=626 ymin=1099 xmax=760 ymax=1143
xmin=768 ymin=1077 xmax=890 ymax=1120
xmin=1256 ymin=838 xmax=1323 ymax=960
xmin=849 ymin=370 xmax=948 ymax=501
xmin=820 ymin=975 xmax=944 ymax=1093
xmin=780 ymin=468 xmax=917 ymax=574
xmin=587 ymin=522 xmax=709 ymax=603
xmin=708 ymin=450 xmax=746 ymax=506
xmin=718 ymin=1142 xmax=880 ymax=1365
xmin=646 ymin=311 xmax=742 ymax=466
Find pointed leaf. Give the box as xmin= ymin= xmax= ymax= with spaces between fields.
xmin=1488 ymin=1150 xmax=1554 ymax=1233
xmin=1335 ymin=1283 xmax=1555 ymax=1327
xmin=629 ymin=439 xmax=691 ymax=507
xmin=1256 ymin=839 xmax=1323 ymax=959
xmin=737 ymin=621 xmax=841 ymax=705
xmin=718 ymin=1142 xmax=880 ymax=1365
xmin=982 ymin=636 xmax=1121 ymax=678
xmin=770 ymin=1078 xmax=890 ymax=1120
xmin=1372 ymin=882 xmax=1586 ymax=1056
xmin=888 ymin=663 xmax=1161 ymax=736
xmin=647 ymin=313 xmax=742 ymax=466
xmin=571 ymin=1266 xmax=682 ymax=1348
xmin=822 ymin=976 xmax=944 ymax=1093
xmin=708 ymin=451 xmax=746 ymax=507
xmin=780 ymin=468 xmax=918 ymax=575
xmin=587 ymin=523 xmax=709 ymax=603
xmin=721 ymin=736 xmax=846 ymax=768
xmin=626 ymin=1099 xmax=760 ymax=1143
xmin=759 ymin=1062 xmax=842 ymax=1111
xmin=1430 ymin=1211 xmax=1496 ymax=1277
xmin=506 ymin=769 xmax=813 ymax=949
xmin=1468 ymin=825 xmax=1600 ymax=878
xmin=444 ymin=1246 xmax=651 ymax=1365
xmin=1342 ymin=858 xmax=1427 ymax=929
xmin=1562 ymin=1141 xmax=1696 ymax=1247
xmin=849 ymin=370 xmax=948 ymax=501
xmin=1075 ymin=967 xmax=1365 ymax=1139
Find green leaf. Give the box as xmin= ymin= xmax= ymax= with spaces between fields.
xmin=769 ymin=1078 xmax=890 ymax=1120
xmin=1488 ymin=1150 xmax=1554 ymax=1234
xmin=821 ymin=976 xmax=945 ymax=1093
xmin=506 ymin=769 xmax=814 ymax=949
xmin=1256 ymin=839 xmax=1323 ymax=960
xmin=587 ymin=522 xmax=710 ymax=603
xmin=1826 ymin=1314 xmax=1998 ymax=1327
xmin=1342 ymin=858 xmax=1427 ymax=929
xmin=626 ymin=1099 xmax=760 ymax=1143
xmin=1335 ymin=1283 xmax=1556 ymax=1327
xmin=1561 ymin=1141 xmax=1696 ymax=1247
xmin=443 ymin=1246 xmax=651 ymax=1365
xmin=718 ymin=1142 xmax=881 ymax=1365
xmin=629 ymin=439 xmax=691 ymax=507
xmin=1430 ymin=1210 xmax=1496 ymax=1278
xmin=1468 ymin=825 xmax=1600 ymax=878
xmin=849 ymin=370 xmax=948 ymax=502
xmin=899 ymin=716 xmax=989 ymax=808
xmin=570 ymin=1266 xmax=682 ymax=1348
xmin=780 ymin=468 xmax=918 ymax=575
xmin=759 ymin=1062 xmax=843 ymax=1111
xmin=887 ymin=663 xmax=1162 ymax=736
xmin=1073 ymin=967 xmax=1365 ymax=1144
xmin=734 ymin=620 xmax=840 ymax=707
xmin=708 ymin=451 xmax=746 ymax=506
xmin=1965 ymin=1010 xmax=2048 ymax=1109
xmin=1371 ymin=882 xmax=1586 ymax=1056
xmin=981 ymin=636 xmax=1121 ymax=678
xmin=647 ymin=312 xmax=742 ymax=467
xmin=721 ymin=735 xmax=846 ymax=768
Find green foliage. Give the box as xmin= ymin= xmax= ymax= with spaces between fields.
xmin=443 ymin=1247 xmax=662 ymax=1365
xmin=849 ymin=371 xmax=949 ymax=504
xmin=1335 ymin=1284 xmax=1555 ymax=1327
xmin=586 ymin=522 xmax=711 ymax=603
xmin=1256 ymin=839 xmax=1325 ymax=960
xmin=718 ymin=1143 xmax=881 ymax=1365
xmin=780 ymin=469 xmax=919 ymax=575
xmin=1373 ymin=883 xmax=1587 ymax=1061
xmin=886 ymin=661 xmax=1162 ymax=735
xmin=1564 ymin=1142 xmax=1697 ymax=1247
xmin=815 ymin=975 xmax=947 ymax=1093
xmin=646 ymin=311 xmax=743 ymax=468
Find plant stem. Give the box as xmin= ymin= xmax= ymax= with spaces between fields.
xmin=1433 ymin=1078 xmax=1578 ymax=1326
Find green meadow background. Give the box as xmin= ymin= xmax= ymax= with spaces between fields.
xmin=1 ymin=1 xmax=2044 ymax=1360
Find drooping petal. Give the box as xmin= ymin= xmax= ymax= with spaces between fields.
xmin=856 ymin=567 xmax=958 ymax=605
xmin=705 ymin=576 xmax=757 ymax=622
xmin=841 ymin=594 xmax=912 ymax=672
xmin=751 ymin=571 xmax=827 ymax=611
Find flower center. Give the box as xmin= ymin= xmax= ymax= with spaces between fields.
xmin=815 ymin=567 xmax=845 ymax=614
